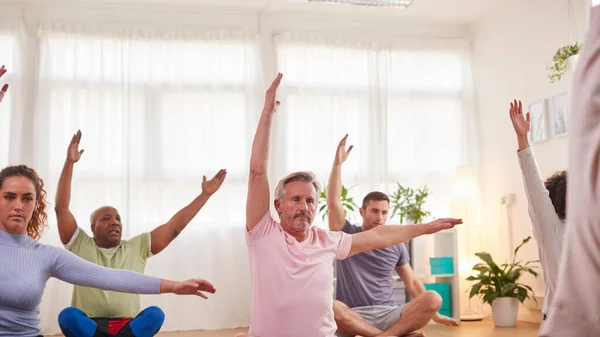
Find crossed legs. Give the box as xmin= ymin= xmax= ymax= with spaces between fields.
xmin=333 ymin=291 xmax=442 ymax=337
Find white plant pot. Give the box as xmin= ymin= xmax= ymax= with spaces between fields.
xmin=567 ymin=54 xmax=580 ymax=72
xmin=491 ymin=297 xmax=519 ymax=327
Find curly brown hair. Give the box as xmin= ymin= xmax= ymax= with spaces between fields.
xmin=0 ymin=165 xmax=48 ymax=240
xmin=544 ymin=170 xmax=567 ymax=221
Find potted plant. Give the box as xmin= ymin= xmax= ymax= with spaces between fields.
xmin=466 ymin=236 xmax=540 ymax=327
xmin=548 ymin=42 xmax=581 ymax=83
xmin=389 ymin=183 xmax=431 ymax=224
xmin=318 ymin=185 xmax=359 ymax=222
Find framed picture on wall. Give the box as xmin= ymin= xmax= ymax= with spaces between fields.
xmin=551 ymin=92 xmax=569 ymax=137
xmin=529 ymin=99 xmax=549 ymax=143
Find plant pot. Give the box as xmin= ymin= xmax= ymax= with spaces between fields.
xmin=567 ymin=54 xmax=580 ymax=72
xmin=491 ymin=297 xmax=519 ymax=327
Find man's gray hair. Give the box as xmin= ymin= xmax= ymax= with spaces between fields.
xmin=274 ymin=171 xmax=322 ymax=201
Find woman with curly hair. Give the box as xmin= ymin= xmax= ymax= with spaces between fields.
xmin=508 ymin=100 xmax=566 ymax=327
xmin=0 ymin=165 xmax=217 ymax=337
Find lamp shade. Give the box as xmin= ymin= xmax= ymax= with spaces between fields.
xmin=454 ymin=165 xmax=476 ymax=197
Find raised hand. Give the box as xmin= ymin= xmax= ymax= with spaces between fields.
xmin=67 ymin=130 xmax=84 ymax=163
xmin=202 ymin=169 xmax=227 ymax=196
xmin=0 ymin=65 xmax=8 ymax=103
xmin=172 ymin=278 xmax=217 ymax=298
xmin=263 ymin=73 xmax=282 ymax=114
xmin=509 ymin=99 xmax=530 ymax=137
xmin=421 ymin=218 xmax=462 ymax=235
xmin=334 ymin=134 xmax=354 ymax=166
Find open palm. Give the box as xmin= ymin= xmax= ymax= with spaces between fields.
xmin=174 ymin=279 xmax=216 ymax=298
xmin=67 ymin=130 xmax=84 ymax=163
xmin=423 ymin=218 xmax=462 ymax=234
xmin=334 ymin=134 xmax=354 ymax=165
xmin=263 ymin=73 xmax=282 ymax=114
xmin=0 ymin=65 xmax=8 ymax=103
xmin=509 ymin=100 xmax=530 ymax=137
xmin=202 ymin=169 xmax=227 ymax=195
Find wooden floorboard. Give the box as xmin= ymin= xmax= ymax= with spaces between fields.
xmin=52 ymin=318 xmax=535 ymax=337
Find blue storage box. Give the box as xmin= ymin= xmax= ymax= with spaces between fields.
xmin=424 ymin=283 xmax=452 ymax=315
xmin=430 ymin=257 xmax=454 ymax=275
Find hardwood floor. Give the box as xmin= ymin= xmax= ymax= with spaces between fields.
xmin=47 ymin=318 xmax=539 ymax=336
xmin=144 ymin=318 xmax=540 ymax=337
xmin=419 ymin=318 xmax=539 ymax=337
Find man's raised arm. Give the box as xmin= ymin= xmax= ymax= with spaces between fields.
xmin=246 ymin=73 xmax=282 ymax=231
xmin=55 ymin=130 xmax=84 ymax=245
xmin=327 ymin=134 xmax=353 ymax=231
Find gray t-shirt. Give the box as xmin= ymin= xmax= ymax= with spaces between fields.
xmin=335 ymin=221 xmax=410 ymax=308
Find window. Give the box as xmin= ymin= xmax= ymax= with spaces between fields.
xmin=37 ymin=28 xmax=261 ymax=231
xmin=276 ymin=34 xmax=470 ymax=225
xmin=276 ymin=42 xmax=374 ymax=183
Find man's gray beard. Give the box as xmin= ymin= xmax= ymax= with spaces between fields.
xmin=292 ymin=219 xmax=311 ymax=231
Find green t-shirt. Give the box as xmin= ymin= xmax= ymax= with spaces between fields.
xmin=66 ymin=228 xmax=152 ymax=318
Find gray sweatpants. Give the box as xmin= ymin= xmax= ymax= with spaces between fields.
xmin=336 ymin=305 xmax=405 ymax=337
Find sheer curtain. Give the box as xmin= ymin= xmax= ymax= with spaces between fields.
xmin=274 ymin=32 xmax=474 ymax=275
xmin=32 ymin=22 xmax=261 ymax=333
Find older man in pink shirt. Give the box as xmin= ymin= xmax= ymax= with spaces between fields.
xmin=240 ymin=73 xmax=462 ymax=337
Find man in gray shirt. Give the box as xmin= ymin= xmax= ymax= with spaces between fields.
xmin=328 ymin=135 xmax=459 ymax=337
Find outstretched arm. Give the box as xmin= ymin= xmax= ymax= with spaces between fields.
xmin=246 ymin=73 xmax=282 ymax=231
xmin=348 ymin=218 xmax=462 ymax=257
xmin=52 ymin=247 xmax=216 ymax=298
xmin=150 ymin=169 xmax=227 ymax=254
xmin=327 ymin=134 xmax=353 ymax=231
xmin=0 ymin=65 xmax=7 ymax=103
xmin=55 ymin=130 xmax=84 ymax=245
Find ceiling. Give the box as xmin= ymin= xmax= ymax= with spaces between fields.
xmin=264 ymin=0 xmax=512 ymax=25
xmin=8 ymin=0 xmax=514 ymax=25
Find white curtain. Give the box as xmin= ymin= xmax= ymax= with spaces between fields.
xmin=30 ymin=22 xmax=261 ymax=333
xmin=274 ymin=32 xmax=474 ymax=275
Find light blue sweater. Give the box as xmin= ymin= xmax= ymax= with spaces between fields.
xmin=0 ymin=229 xmax=162 ymax=337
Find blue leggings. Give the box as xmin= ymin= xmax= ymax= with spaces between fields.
xmin=58 ymin=306 xmax=165 ymax=337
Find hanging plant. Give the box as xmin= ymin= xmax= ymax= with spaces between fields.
xmin=548 ymin=42 xmax=581 ymax=83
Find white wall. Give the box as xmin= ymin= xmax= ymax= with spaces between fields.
xmin=472 ymin=0 xmax=587 ymax=318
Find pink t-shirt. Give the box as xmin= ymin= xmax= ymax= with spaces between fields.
xmin=246 ymin=212 xmax=353 ymax=337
